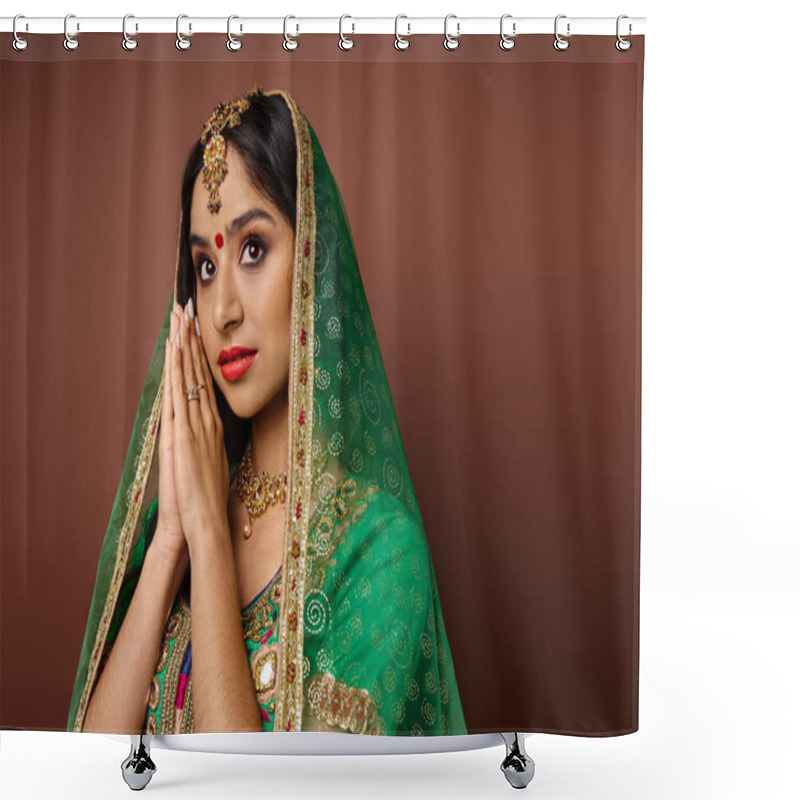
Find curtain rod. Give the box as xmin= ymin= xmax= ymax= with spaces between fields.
xmin=1 ymin=15 xmax=647 ymax=37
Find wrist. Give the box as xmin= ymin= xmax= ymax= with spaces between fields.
xmin=147 ymin=533 xmax=190 ymax=573
xmin=187 ymin=520 xmax=232 ymax=564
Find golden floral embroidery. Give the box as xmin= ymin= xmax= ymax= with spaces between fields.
xmin=145 ymin=712 xmax=158 ymax=736
xmin=155 ymin=638 xmax=170 ymax=673
xmin=147 ymin=675 xmax=161 ymax=712
xmin=164 ymin=612 xmax=180 ymax=639
xmin=305 ymin=474 xmax=380 ymax=597
xmin=306 ymin=671 xmax=385 ymax=735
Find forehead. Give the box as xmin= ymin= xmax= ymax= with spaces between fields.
xmin=190 ymin=146 xmax=279 ymax=231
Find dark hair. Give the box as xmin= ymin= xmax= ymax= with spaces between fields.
xmin=175 ymin=91 xmax=298 ymax=464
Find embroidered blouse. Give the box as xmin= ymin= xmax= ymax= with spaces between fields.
xmin=143 ymin=561 xmax=282 ymax=735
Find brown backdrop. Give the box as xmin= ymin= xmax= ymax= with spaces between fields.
xmin=0 ymin=32 xmax=644 ymax=735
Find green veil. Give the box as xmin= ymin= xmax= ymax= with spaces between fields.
xmin=67 ymin=88 xmax=468 ymax=736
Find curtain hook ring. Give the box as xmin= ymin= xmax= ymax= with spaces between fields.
xmin=339 ymin=14 xmax=355 ymax=50
xmin=616 ymin=14 xmax=632 ymax=51
xmin=283 ymin=15 xmax=299 ymax=51
xmin=227 ymin=15 xmax=243 ymax=51
xmin=553 ymin=14 xmax=570 ymax=51
xmin=394 ymin=15 xmax=410 ymax=50
xmin=12 ymin=14 xmax=29 ymax=51
xmin=176 ymin=14 xmax=191 ymax=50
xmin=122 ymin=14 xmax=138 ymax=51
xmin=444 ymin=13 xmax=460 ymax=51
xmin=64 ymin=13 xmax=79 ymax=51
xmin=499 ymin=14 xmax=516 ymax=50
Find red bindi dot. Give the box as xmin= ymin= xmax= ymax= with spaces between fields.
xmin=215 ymin=233 xmax=224 ymax=249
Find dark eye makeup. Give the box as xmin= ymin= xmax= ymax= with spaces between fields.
xmin=193 ymin=235 xmax=267 ymax=286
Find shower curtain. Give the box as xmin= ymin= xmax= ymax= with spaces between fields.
xmin=0 ymin=28 xmax=644 ymax=737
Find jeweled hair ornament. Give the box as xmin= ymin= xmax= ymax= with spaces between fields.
xmin=199 ymin=84 xmax=264 ymax=214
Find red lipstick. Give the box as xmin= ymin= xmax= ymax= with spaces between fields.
xmin=218 ymin=346 xmax=258 ymax=381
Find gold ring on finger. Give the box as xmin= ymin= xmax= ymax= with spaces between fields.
xmin=185 ymin=383 xmax=206 ymax=402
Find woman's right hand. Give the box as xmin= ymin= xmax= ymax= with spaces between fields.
xmin=150 ymin=307 xmax=189 ymax=563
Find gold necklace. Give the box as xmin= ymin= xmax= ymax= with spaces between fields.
xmin=233 ymin=442 xmax=288 ymax=539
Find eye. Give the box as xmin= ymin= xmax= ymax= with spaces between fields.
xmin=195 ymin=256 xmax=216 ymax=285
xmin=242 ymin=236 xmax=266 ymax=266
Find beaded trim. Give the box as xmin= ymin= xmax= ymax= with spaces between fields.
xmin=270 ymin=89 xmax=317 ymax=733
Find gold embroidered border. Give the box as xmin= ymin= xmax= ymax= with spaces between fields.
xmin=269 ymin=89 xmax=316 ymax=733
xmin=306 ymin=671 xmax=386 ymax=735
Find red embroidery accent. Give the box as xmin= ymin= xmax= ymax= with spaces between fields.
xmin=151 ymin=423 xmax=156 ymax=435
xmin=292 ymin=576 xmax=297 ymax=591
xmin=286 ymin=718 xmax=292 ymax=731
xmin=134 ymin=490 xmax=141 ymax=503
xmin=215 ymin=233 xmax=224 ymax=249
xmin=301 ymin=280 xmax=309 ymax=299
xmin=295 ymin=497 xmax=302 ymax=520
xmin=300 ymin=326 xmax=306 ymax=346
xmin=304 ymin=169 xmax=309 ymax=187
xmin=304 ymin=237 xmax=310 ymax=258
xmin=298 ymin=406 xmax=305 ymax=426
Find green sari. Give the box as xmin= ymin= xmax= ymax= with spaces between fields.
xmin=67 ymin=88 xmax=467 ymax=736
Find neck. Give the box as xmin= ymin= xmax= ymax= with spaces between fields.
xmin=249 ymin=383 xmax=290 ymax=475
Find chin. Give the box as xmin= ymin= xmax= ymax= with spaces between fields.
xmin=224 ymin=394 xmax=264 ymax=421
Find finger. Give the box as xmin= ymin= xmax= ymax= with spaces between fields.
xmin=170 ymin=310 xmax=189 ymax=435
xmin=197 ymin=329 xmax=222 ymax=423
xmin=180 ymin=303 xmax=203 ymax=437
xmin=164 ymin=310 xmax=179 ymax=426
xmin=163 ymin=324 xmax=175 ymax=458
xmin=186 ymin=306 xmax=214 ymax=435
xmin=191 ymin=316 xmax=221 ymax=431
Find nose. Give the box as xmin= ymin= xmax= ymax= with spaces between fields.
xmin=210 ymin=258 xmax=244 ymax=334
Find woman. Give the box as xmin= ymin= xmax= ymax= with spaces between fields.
xmin=67 ymin=87 xmax=467 ymax=736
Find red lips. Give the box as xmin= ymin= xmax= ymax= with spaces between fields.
xmin=218 ymin=346 xmax=258 ymax=365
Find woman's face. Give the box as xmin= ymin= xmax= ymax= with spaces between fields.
xmin=189 ymin=145 xmax=295 ymax=419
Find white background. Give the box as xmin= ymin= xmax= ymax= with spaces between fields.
xmin=2 ymin=1 xmax=798 ymax=798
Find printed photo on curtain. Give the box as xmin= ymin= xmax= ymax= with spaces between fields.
xmin=0 ymin=28 xmax=644 ymax=741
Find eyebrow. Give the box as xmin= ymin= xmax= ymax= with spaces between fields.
xmin=189 ymin=207 xmax=276 ymax=250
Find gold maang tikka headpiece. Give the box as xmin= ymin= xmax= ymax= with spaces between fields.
xmin=200 ymin=85 xmax=264 ymax=214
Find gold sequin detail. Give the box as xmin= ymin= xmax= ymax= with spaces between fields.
xmin=306 ymin=671 xmax=385 ymax=735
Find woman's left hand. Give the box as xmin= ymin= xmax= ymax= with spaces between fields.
xmin=169 ymin=299 xmax=230 ymax=555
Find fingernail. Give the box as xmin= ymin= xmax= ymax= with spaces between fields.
xmin=183 ymin=303 xmax=191 ymax=328
xmin=195 ymin=317 xmax=201 ymax=337
xmin=176 ymin=330 xmax=181 ymax=348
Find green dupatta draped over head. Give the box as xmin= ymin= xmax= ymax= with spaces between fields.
xmin=67 ymin=88 xmax=467 ymax=736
